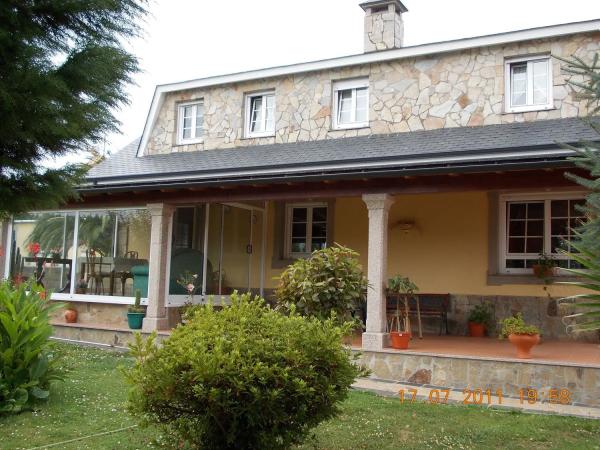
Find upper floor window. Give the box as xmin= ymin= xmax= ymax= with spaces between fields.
xmin=332 ymin=78 xmax=369 ymax=130
xmin=285 ymin=203 xmax=328 ymax=258
xmin=245 ymin=91 xmax=275 ymax=138
xmin=499 ymin=193 xmax=585 ymax=274
xmin=504 ymin=56 xmax=553 ymax=113
xmin=177 ymin=101 xmax=204 ymax=145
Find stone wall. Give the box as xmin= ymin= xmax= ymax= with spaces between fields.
xmin=147 ymin=32 xmax=600 ymax=155
xmin=413 ymin=294 xmax=600 ymax=342
xmin=51 ymin=302 xmax=129 ymax=328
xmin=357 ymin=350 xmax=600 ymax=408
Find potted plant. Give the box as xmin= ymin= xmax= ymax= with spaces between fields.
xmin=467 ymin=303 xmax=493 ymax=337
xmin=532 ymin=253 xmax=558 ymax=279
xmin=64 ymin=303 xmax=78 ymax=323
xmin=387 ymin=275 xmax=418 ymax=349
xmin=500 ymin=313 xmax=540 ymax=359
xmin=127 ymin=289 xmax=145 ymax=329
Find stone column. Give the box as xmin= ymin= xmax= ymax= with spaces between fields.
xmin=362 ymin=193 xmax=395 ymax=350
xmin=142 ymin=203 xmax=175 ymax=332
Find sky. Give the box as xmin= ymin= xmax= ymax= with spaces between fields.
xmin=96 ymin=0 xmax=600 ymax=156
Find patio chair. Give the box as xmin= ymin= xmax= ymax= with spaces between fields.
xmin=85 ymin=249 xmax=111 ymax=295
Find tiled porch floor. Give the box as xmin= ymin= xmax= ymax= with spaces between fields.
xmin=350 ymin=334 xmax=600 ymax=366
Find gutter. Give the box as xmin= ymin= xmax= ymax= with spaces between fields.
xmin=78 ymin=154 xmax=575 ymax=194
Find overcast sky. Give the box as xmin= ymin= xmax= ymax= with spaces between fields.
xmin=98 ymin=0 xmax=600 ymax=156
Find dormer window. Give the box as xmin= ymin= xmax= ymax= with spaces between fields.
xmin=177 ymin=101 xmax=204 ymax=144
xmin=332 ymin=78 xmax=369 ymax=130
xmin=504 ymin=56 xmax=553 ymax=113
xmin=245 ymin=91 xmax=275 ymax=138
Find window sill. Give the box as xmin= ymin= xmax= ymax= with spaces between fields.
xmin=50 ymin=293 xmax=147 ymax=305
xmin=243 ymin=133 xmax=275 ymax=140
xmin=503 ymin=105 xmax=555 ymax=114
xmin=331 ymin=124 xmax=370 ymax=131
xmin=487 ymin=273 xmax=580 ymax=286
xmin=173 ymin=139 xmax=204 ymax=147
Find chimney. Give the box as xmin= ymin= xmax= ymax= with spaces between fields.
xmin=360 ymin=0 xmax=408 ymax=52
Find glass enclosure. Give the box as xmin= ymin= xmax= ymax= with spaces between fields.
xmin=9 ymin=209 xmax=150 ymax=298
xmin=7 ymin=203 xmax=265 ymax=303
xmin=10 ymin=212 xmax=75 ymax=293
xmin=169 ymin=203 xmax=265 ymax=304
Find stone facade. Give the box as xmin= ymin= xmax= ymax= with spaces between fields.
xmin=362 ymin=1 xmax=405 ymax=52
xmin=146 ymin=32 xmax=600 ymax=156
xmin=357 ymin=350 xmax=600 ymax=408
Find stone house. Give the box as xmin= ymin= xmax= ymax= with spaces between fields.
xmin=3 ymin=1 xmax=600 ymax=351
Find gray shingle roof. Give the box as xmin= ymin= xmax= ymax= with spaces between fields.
xmin=86 ymin=118 xmax=598 ymax=189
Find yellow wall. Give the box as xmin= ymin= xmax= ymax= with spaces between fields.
xmin=265 ymin=193 xmax=583 ymax=297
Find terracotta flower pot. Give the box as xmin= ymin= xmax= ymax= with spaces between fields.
xmin=508 ymin=333 xmax=540 ymax=359
xmin=64 ymin=308 xmax=78 ymax=324
xmin=390 ymin=331 xmax=410 ymax=349
xmin=468 ymin=322 xmax=486 ymax=337
xmin=532 ymin=264 xmax=556 ymax=279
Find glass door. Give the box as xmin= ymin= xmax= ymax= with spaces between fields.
xmin=206 ymin=204 xmax=254 ymax=296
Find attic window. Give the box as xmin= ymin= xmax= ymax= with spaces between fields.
xmin=245 ymin=91 xmax=275 ymax=138
xmin=504 ymin=56 xmax=553 ymax=113
xmin=332 ymin=78 xmax=369 ymax=130
xmin=177 ymin=101 xmax=204 ymax=145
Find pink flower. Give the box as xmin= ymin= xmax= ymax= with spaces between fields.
xmin=186 ymin=283 xmax=194 ymax=293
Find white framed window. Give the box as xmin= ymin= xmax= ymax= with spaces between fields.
xmin=177 ymin=101 xmax=204 ymax=145
xmin=498 ymin=192 xmax=586 ymax=274
xmin=245 ymin=91 xmax=275 ymax=138
xmin=332 ymin=78 xmax=369 ymax=130
xmin=504 ymin=56 xmax=553 ymax=113
xmin=285 ymin=203 xmax=328 ymax=258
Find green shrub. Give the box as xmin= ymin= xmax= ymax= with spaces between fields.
xmin=125 ymin=292 xmax=360 ymax=450
xmin=499 ymin=313 xmax=540 ymax=338
xmin=0 ymin=281 xmax=63 ymax=414
xmin=275 ymin=244 xmax=368 ymax=322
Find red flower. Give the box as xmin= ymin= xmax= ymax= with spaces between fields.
xmin=27 ymin=242 xmax=41 ymax=256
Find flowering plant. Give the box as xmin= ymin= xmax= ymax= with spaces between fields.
xmin=177 ymin=271 xmax=199 ymax=321
xmin=27 ymin=242 xmax=41 ymax=257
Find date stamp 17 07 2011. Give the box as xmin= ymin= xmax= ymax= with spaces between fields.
xmin=398 ymin=387 xmax=572 ymax=405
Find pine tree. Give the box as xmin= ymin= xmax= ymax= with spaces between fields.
xmin=0 ymin=0 xmax=148 ymax=218
xmin=558 ymin=54 xmax=600 ymax=332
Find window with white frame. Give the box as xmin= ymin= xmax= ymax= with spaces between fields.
xmin=177 ymin=101 xmax=204 ymax=144
xmin=500 ymin=194 xmax=586 ymax=274
xmin=504 ymin=56 xmax=553 ymax=113
xmin=245 ymin=91 xmax=275 ymax=137
xmin=332 ymin=78 xmax=369 ymax=129
xmin=285 ymin=204 xmax=328 ymax=257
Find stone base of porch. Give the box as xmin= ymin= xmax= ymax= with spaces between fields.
xmin=354 ymin=337 xmax=600 ymax=408
xmin=51 ymin=321 xmax=171 ymax=348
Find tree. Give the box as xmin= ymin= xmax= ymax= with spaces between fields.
xmin=0 ymin=0 xmax=148 ymax=218
xmin=557 ymin=54 xmax=600 ymax=332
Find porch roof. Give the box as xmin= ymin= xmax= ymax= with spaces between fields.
xmin=84 ymin=118 xmax=599 ymax=193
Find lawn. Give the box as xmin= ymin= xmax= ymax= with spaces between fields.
xmin=1 ymin=343 xmax=600 ymax=450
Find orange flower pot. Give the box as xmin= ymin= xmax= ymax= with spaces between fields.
xmin=64 ymin=308 xmax=78 ymax=323
xmin=468 ymin=322 xmax=486 ymax=337
xmin=390 ymin=331 xmax=410 ymax=349
xmin=508 ymin=333 xmax=540 ymax=359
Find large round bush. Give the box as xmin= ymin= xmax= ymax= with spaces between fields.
xmin=275 ymin=244 xmax=368 ymax=321
xmin=125 ymin=293 xmax=360 ymax=450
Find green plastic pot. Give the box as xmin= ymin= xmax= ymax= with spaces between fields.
xmin=127 ymin=312 xmax=145 ymax=330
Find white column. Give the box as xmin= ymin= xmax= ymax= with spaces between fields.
xmin=362 ymin=193 xmax=395 ymax=350
xmin=142 ymin=203 xmax=175 ymax=332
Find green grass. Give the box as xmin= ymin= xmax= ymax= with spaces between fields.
xmin=1 ymin=343 xmax=599 ymax=450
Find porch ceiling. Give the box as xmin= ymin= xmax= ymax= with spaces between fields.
xmin=83 ymin=118 xmax=599 ymax=194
